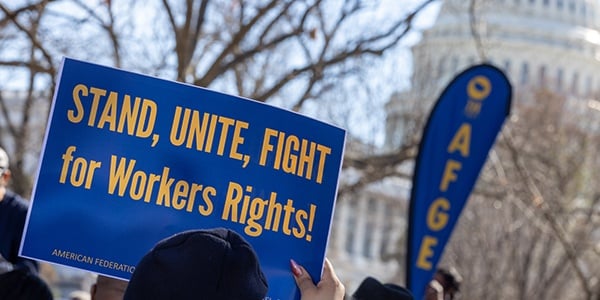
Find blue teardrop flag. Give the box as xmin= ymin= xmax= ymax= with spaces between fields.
xmin=406 ymin=64 xmax=511 ymax=299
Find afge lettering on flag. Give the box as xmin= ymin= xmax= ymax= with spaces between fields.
xmin=21 ymin=58 xmax=346 ymax=300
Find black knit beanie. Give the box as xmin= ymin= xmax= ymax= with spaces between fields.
xmin=353 ymin=276 xmax=414 ymax=300
xmin=124 ymin=228 xmax=268 ymax=300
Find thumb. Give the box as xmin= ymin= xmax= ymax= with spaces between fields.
xmin=290 ymin=259 xmax=316 ymax=294
xmin=320 ymin=258 xmax=340 ymax=284
xmin=318 ymin=258 xmax=345 ymax=296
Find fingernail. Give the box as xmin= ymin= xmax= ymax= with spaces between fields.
xmin=290 ymin=259 xmax=302 ymax=277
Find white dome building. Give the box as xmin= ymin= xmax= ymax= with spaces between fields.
xmin=386 ymin=0 xmax=600 ymax=150
xmin=329 ymin=0 xmax=600 ymax=295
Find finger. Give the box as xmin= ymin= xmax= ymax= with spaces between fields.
xmin=291 ymin=259 xmax=316 ymax=293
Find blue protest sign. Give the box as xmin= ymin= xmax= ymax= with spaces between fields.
xmin=21 ymin=57 xmax=346 ymax=300
xmin=406 ymin=64 xmax=511 ymax=299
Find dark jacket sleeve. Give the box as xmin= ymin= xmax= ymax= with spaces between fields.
xmin=2 ymin=191 xmax=39 ymax=274
xmin=11 ymin=215 xmax=38 ymax=273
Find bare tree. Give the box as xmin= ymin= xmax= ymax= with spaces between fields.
xmin=0 ymin=0 xmax=437 ymax=196
xmin=0 ymin=1 xmax=56 ymax=196
xmin=441 ymin=88 xmax=600 ymax=300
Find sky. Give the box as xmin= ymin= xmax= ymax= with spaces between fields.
xmin=0 ymin=0 xmax=442 ymax=149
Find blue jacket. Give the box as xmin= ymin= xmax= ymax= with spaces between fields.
xmin=0 ymin=190 xmax=38 ymax=273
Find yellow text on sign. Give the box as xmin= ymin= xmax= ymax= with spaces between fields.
xmin=258 ymin=128 xmax=331 ymax=184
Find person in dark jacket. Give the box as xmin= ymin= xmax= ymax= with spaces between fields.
xmin=0 ymin=147 xmax=38 ymax=274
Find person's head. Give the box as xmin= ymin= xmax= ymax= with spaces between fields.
xmin=0 ymin=253 xmax=14 ymax=274
xmin=70 ymin=289 xmax=91 ymax=300
xmin=123 ymin=227 xmax=268 ymax=300
xmin=436 ymin=268 xmax=460 ymax=297
xmin=0 ymin=146 xmax=11 ymax=188
xmin=425 ymin=268 xmax=461 ymax=300
xmin=90 ymin=275 xmax=127 ymax=300
xmin=352 ymin=276 xmax=414 ymax=300
xmin=0 ymin=268 xmax=53 ymax=300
